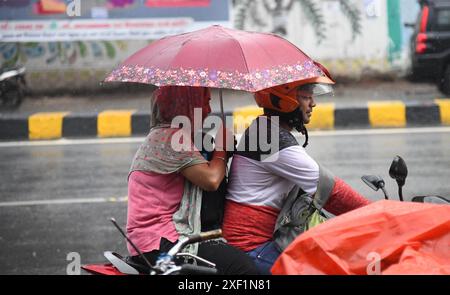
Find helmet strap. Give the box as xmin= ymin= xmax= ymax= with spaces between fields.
xmin=301 ymin=127 xmax=309 ymax=148
xmin=264 ymin=108 xmax=309 ymax=147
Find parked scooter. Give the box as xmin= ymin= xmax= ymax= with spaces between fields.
xmin=0 ymin=65 xmax=27 ymax=109
xmin=361 ymin=155 xmax=449 ymax=204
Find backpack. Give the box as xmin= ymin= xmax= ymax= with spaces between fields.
xmin=273 ymin=188 xmax=331 ymax=252
xmin=273 ymin=164 xmax=336 ymax=252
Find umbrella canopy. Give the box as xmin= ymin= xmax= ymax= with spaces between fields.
xmin=105 ymin=25 xmax=327 ymax=92
xmin=271 ymin=200 xmax=450 ymax=275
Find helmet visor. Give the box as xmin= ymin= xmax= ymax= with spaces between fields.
xmin=297 ymin=83 xmax=334 ymax=97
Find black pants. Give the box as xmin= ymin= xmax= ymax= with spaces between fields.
xmin=130 ymin=238 xmax=258 ymax=275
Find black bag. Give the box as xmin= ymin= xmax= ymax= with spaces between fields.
xmin=195 ymin=131 xmax=227 ymax=231
xmin=201 ymin=178 xmax=227 ymax=231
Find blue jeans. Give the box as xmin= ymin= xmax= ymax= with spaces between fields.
xmin=246 ymin=241 xmax=281 ymax=275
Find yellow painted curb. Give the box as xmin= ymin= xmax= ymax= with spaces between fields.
xmin=435 ymin=99 xmax=450 ymax=125
xmin=232 ymin=104 xmax=336 ymax=132
xmin=308 ymin=103 xmax=335 ymax=129
xmin=233 ymin=106 xmax=263 ymax=134
xmin=29 ymin=112 xmax=68 ymax=140
xmin=368 ymin=101 xmax=406 ymax=127
xmin=98 ymin=110 xmax=135 ymax=137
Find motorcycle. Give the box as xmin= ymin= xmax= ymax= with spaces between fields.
xmin=361 ymin=155 xmax=449 ymax=204
xmin=82 ymin=218 xmax=220 ymax=275
xmin=84 ymin=155 xmax=449 ymax=275
xmin=0 ymin=65 xmax=27 ymax=109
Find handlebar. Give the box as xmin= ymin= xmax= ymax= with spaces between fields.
xmin=168 ymin=229 xmax=222 ymax=256
xmin=109 ymin=217 xmax=222 ymax=275
xmin=186 ymin=229 xmax=223 ymax=244
xmin=156 ymin=229 xmax=223 ymax=275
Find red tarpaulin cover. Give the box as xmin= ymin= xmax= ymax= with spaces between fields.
xmin=272 ymin=200 xmax=450 ymax=275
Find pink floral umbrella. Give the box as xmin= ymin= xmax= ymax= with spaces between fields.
xmin=105 ymin=25 xmax=328 ymax=92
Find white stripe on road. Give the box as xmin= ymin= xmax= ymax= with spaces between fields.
xmin=309 ymin=126 xmax=450 ymax=137
xmin=0 ymin=137 xmax=145 ymax=147
xmin=1 ymin=127 xmax=450 ymax=148
xmin=0 ymin=196 xmax=128 ymax=207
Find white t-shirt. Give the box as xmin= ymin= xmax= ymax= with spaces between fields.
xmin=226 ymin=145 xmax=320 ymax=210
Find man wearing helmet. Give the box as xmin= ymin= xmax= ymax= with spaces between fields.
xmin=222 ymin=75 xmax=371 ymax=274
xmin=254 ymin=75 xmax=336 ymax=148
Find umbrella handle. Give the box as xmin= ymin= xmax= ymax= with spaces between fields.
xmin=219 ymin=89 xmax=225 ymax=124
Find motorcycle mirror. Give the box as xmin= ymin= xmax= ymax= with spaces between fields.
xmin=361 ymin=175 xmax=389 ymax=200
xmin=361 ymin=175 xmax=384 ymax=191
xmin=389 ymin=155 xmax=408 ymax=201
xmin=389 ymin=155 xmax=408 ymax=187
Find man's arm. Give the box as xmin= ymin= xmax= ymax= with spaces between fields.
xmin=323 ymin=177 xmax=371 ymax=215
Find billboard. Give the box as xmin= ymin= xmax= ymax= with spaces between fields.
xmin=0 ymin=0 xmax=231 ymax=42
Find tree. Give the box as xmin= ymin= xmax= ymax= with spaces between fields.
xmin=234 ymin=0 xmax=362 ymax=44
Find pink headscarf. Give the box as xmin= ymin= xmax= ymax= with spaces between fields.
xmin=151 ymin=86 xmax=211 ymax=128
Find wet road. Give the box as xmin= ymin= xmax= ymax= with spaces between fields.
xmin=0 ymin=127 xmax=449 ymax=274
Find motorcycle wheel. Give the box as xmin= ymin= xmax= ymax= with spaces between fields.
xmin=1 ymin=87 xmax=23 ymax=109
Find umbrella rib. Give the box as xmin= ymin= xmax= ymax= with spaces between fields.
xmin=144 ymin=35 xmax=188 ymax=72
xmin=220 ymin=28 xmax=250 ymax=79
xmin=168 ymin=33 xmax=195 ymax=72
xmin=251 ymin=34 xmax=282 ymax=70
